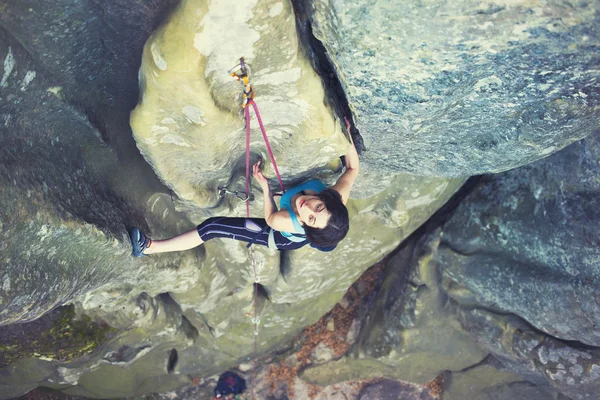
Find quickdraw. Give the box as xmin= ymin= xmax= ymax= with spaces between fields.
xmin=217 ymin=185 xmax=251 ymax=202
xmin=229 ymin=57 xmax=254 ymax=109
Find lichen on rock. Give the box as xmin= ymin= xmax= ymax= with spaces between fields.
xmin=306 ymin=0 xmax=600 ymax=178
xmin=0 ymin=305 xmax=116 ymax=370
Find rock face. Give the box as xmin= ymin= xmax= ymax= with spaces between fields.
xmin=131 ymin=0 xmax=351 ymax=205
xmin=439 ymin=131 xmax=600 ymax=346
xmin=1 ymin=0 xmax=599 ymax=399
xmin=306 ymin=0 xmax=600 ymax=178
xmin=0 ymin=0 xmax=463 ymax=398
xmin=0 ymin=0 xmax=177 ymax=325
xmin=458 ymin=308 xmax=600 ymax=400
xmin=434 ymin=131 xmax=600 ymax=398
xmin=255 ymin=132 xmax=600 ymax=399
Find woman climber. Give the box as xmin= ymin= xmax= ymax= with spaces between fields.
xmin=130 ymin=119 xmax=359 ymax=255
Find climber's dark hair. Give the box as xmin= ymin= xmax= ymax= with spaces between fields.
xmin=303 ymin=189 xmax=349 ymax=248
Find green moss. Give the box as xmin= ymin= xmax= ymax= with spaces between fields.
xmin=0 ymin=305 xmax=117 ymax=368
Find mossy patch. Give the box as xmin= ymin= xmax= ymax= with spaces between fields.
xmin=0 ymin=305 xmax=117 ymax=368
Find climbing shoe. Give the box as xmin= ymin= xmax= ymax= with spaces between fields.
xmin=130 ymin=228 xmax=151 ymax=257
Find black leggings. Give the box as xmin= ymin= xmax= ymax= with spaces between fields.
xmin=196 ymin=217 xmax=308 ymax=251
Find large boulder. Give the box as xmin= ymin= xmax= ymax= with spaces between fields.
xmin=3 ymin=175 xmax=458 ymax=400
xmin=306 ymin=0 xmax=600 ymax=178
xmin=284 ymin=131 xmax=600 ymax=398
xmin=0 ymin=26 xmax=136 ymax=325
xmin=0 ymin=0 xmax=178 ymax=127
xmin=299 ymin=236 xmax=488 ymax=386
xmin=0 ymin=0 xmax=187 ymax=325
xmin=130 ymin=0 xmax=353 ymax=205
xmin=439 ymin=131 xmax=600 ymax=346
xmin=430 ymin=131 xmax=600 ymax=398
xmin=265 ymin=232 xmax=568 ymax=400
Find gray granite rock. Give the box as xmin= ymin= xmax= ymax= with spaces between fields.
xmin=307 ymin=0 xmax=600 ymax=178
xmin=0 ymin=0 xmax=178 ymax=120
xmin=459 ymin=308 xmax=600 ymax=400
xmin=0 ymin=0 xmax=202 ymax=327
xmin=0 ymin=28 xmax=134 ymax=325
xmin=438 ymin=131 xmax=600 ymax=346
xmin=2 ymin=0 xmax=600 ymax=399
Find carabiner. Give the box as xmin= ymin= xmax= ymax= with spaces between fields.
xmin=234 ymin=191 xmax=250 ymax=202
xmin=218 ymin=186 xmax=250 ymax=202
xmin=229 ymin=57 xmax=248 ymax=77
xmin=230 ymin=57 xmax=253 ymax=108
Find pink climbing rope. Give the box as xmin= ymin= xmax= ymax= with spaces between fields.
xmin=243 ymin=105 xmax=257 ymax=400
xmin=247 ymin=99 xmax=285 ymax=193
xmin=245 ymin=106 xmax=253 ymax=218
xmin=233 ymin=56 xmax=287 ymax=399
xmin=244 ymin=98 xmax=285 ymax=400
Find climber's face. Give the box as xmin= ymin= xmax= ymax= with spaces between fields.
xmin=296 ymin=195 xmax=331 ymax=229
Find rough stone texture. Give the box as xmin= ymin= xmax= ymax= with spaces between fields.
xmin=2 ymin=0 xmax=599 ymax=399
xmin=145 ymin=233 xmax=567 ymax=400
xmin=140 ymin=260 xmax=446 ymax=400
xmin=0 ymin=17 xmax=142 ymax=325
xmin=0 ymin=0 xmax=178 ymax=120
xmin=438 ymin=131 xmax=600 ymax=346
xmin=305 ymin=235 xmax=488 ymax=386
xmin=458 ymin=308 xmax=600 ymax=400
xmin=130 ymin=0 xmax=351 ymax=205
xmin=290 ymin=211 xmax=577 ymax=399
xmin=443 ymin=362 xmax=568 ymax=400
xmin=0 ymin=0 xmax=212 ymax=395
xmin=0 ymin=0 xmax=463 ymax=398
xmin=45 ymin=173 xmax=459 ymax=399
xmin=307 ymin=0 xmax=600 ymax=178
xmin=424 ymin=132 xmax=600 ymax=398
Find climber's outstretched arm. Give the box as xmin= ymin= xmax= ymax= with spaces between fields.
xmin=330 ymin=118 xmax=359 ymax=205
